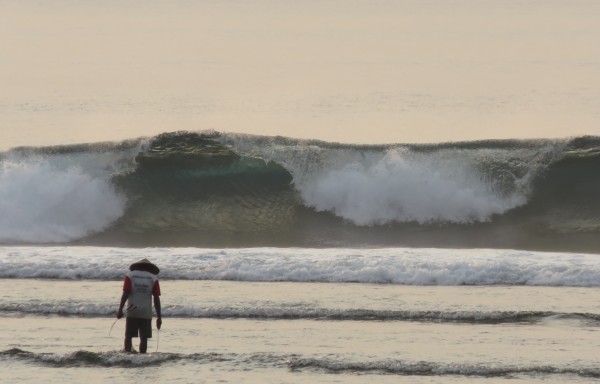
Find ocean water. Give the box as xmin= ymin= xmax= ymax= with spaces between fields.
xmin=2 ymin=247 xmax=600 ymax=383
xmin=2 ymin=132 xmax=600 ymax=382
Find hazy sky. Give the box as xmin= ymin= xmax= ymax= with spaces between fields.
xmin=1 ymin=0 xmax=599 ymax=148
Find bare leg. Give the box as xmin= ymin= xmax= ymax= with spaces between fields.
xmin=139 ymin=337 xmax=148 ymax=354
xmin=124 ymin=337 xmax=133 ymax=352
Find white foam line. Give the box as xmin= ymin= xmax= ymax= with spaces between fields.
xmin=1 ymin=246 xmax=600 ymax=286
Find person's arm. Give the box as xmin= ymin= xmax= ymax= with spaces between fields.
xmin=117 ymin=276 xmax=132 ymax=318
xmin=154 ymin=295 xmax=162 ymax=329
xmin=117 ymin=290 xmax=129 ymax=318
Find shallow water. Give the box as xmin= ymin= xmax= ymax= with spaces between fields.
xmin=2 ymin=279 xmax=600 ymax=383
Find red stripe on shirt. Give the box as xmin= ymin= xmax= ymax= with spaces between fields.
xmin=123 ymin=276 xmax=132 ymax=292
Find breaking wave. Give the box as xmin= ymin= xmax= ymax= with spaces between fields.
xmin=2 ymin=246 xmax=600 ymax=286
xmin=2 ymin=131 xmax=600 ymax=251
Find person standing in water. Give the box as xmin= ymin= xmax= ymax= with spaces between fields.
xmin=117 ymin=258 xmax=162 ymax=353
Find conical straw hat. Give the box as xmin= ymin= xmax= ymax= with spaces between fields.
xmin=129 ymin=258 xmax=160 ymax=275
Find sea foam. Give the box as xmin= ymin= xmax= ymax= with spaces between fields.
xmin=293 ymin=148 xmax=525 ymax=224
xmin=0 ymin=153 xmax=130 ymax=243
xmin=1 ymin=247 xmax=599 ymax=286
xmin=221 ymin=134 xmax=559 ymax=225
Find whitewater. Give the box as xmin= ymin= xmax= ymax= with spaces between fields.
xmin=2 ymin=132 xmax=600 ymax=383
xmin=2 ymin=246 xmax=600 ymax=286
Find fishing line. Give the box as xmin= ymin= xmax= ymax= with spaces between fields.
xmin=156 ymin=328 xmax=160 ymax=353
xmin=108 ymin=318 xmax=120 ymax=336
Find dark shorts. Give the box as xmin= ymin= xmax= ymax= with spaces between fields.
xmin=125 ymin=317 xmax=153 ymax=339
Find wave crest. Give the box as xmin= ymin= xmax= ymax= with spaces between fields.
xmin=2 ymin=131 xmax=600 ymax=250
